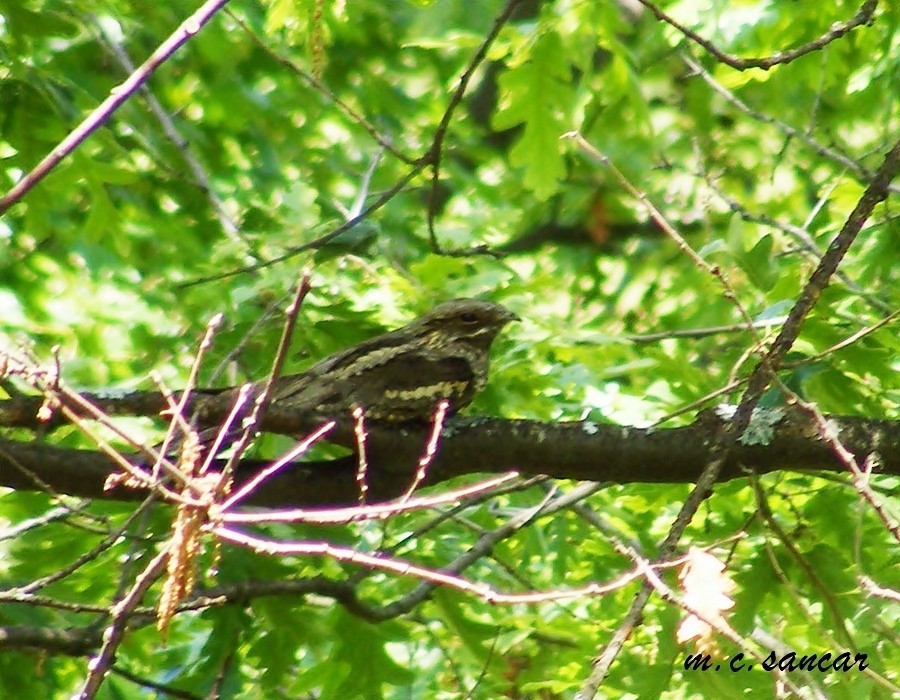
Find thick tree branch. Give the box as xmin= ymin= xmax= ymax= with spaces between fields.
xmin=0 ymin=625 xmax=101 ymax=657
xmin=0 ymin=407 xmax=896 ymax=508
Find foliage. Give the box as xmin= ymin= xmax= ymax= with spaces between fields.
xmin=0 ymin=0 xmax=897 ymax=698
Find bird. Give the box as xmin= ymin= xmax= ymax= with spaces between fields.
xmin=258 ymin=298 xmax=518 ymax=424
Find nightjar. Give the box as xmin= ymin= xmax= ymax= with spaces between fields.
xmin=264 ymin=298 xmax=518 ymax=423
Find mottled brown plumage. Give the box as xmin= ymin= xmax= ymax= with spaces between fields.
xmin=264 ymin=299 xmax=518 ymax=423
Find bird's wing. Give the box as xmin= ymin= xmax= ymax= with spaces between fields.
xmin=266 ymin=328 xmax=407 ymax=403
xmin=272 ymin=350 xmax=475 ymax=418
xmin=300 ymin=327 xmax=412 ymax=379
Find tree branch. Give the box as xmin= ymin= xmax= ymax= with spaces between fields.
xmin=1 ymin=407 xmax=896 ymax=508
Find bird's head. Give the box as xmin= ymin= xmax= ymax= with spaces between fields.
xmin=414 ymin=298 xmax=519 ymax=348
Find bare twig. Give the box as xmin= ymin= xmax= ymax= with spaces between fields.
xmin=76 ymin=547 xmax=170 ymax=700
xmin=218 ymin=274 xmax=313 ymax=480
xmin=351 ymin=405 xmax=370 ymax=504
xmin=791 ymin=396 xmax=900 ymax=542
xmin=0 ymin=349 xmax=187 ymax=501
xmin=222 ymin=473 xmax=519 ymax=524
xmin=625 ymin=317 xmax=785 ymax=343
xmin=637 ymin=0 xmax=878 ymax=71
xmin=681 ymin=54 xmax=900 ymax=196
xmin=226 ymin=9 xmax=413 ymax=165
xmin=579 ymin=136 xmax=900 ymax=697
xmin=215 ymin=526 xmax=665 ymax=605
xmin=154 ymin=314 xmax=223 ymax=473
xmin=176 ymin=164 xmax=423 ymax=287
xmin=425 ymin=0 xmax=525 ymax=251
xmin=219 ymin=421 xmax=335 ymax=511
xmin=399 ymin=399 xmax=449 ymax=502
xmin=0 ymin=0 xmax=233 ymax=215
xmin=93 ymin=18 xmax=241 ymax=239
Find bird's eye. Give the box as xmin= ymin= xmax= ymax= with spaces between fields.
xmin=459 ymin=312 xmax=479 ymax=324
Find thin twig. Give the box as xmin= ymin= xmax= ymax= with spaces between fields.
xmin=75 ymin=546 xmax=170 ymax=700
xmin=215 ymin=526 xmax=662 ymax=604
xmin=93 ymin=18 xmax=241 ymax=239
xmin=155 ymin=314 xmax=223 ymax=474
xmin=177 ymin=164 xmax=423 ymax=287
xmin=219 ymin=274 xmax=313 ymax=479
xmin=222 ymin=473 xmax=519 ymax=524
xmin=579 ymin=135 xmax=900 ymax=698
xmin=218 ymin=420 xmax=335 ymax=511
xmin=681 ymin=54 xmax=900 ymax=196
xmin=0 ymin=0 xmax=233 ymax=215
xmin=425 ymin=0 xmax=525 ymax=251
xmin=351 ymin=405 xmax=370 ymax=504
xmin=637 ymin=0 xmax=877 ymax=71
xmin=399 ymin=399 xmax=449 ymax=502
xmin=226 ymin=8 xmax=414 ymax=165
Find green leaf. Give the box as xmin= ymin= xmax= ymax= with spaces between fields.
xmin=493 ymin=30 xmax=571 ymax=200
xmin=740 ymin=233 xmax=777 ymax=291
